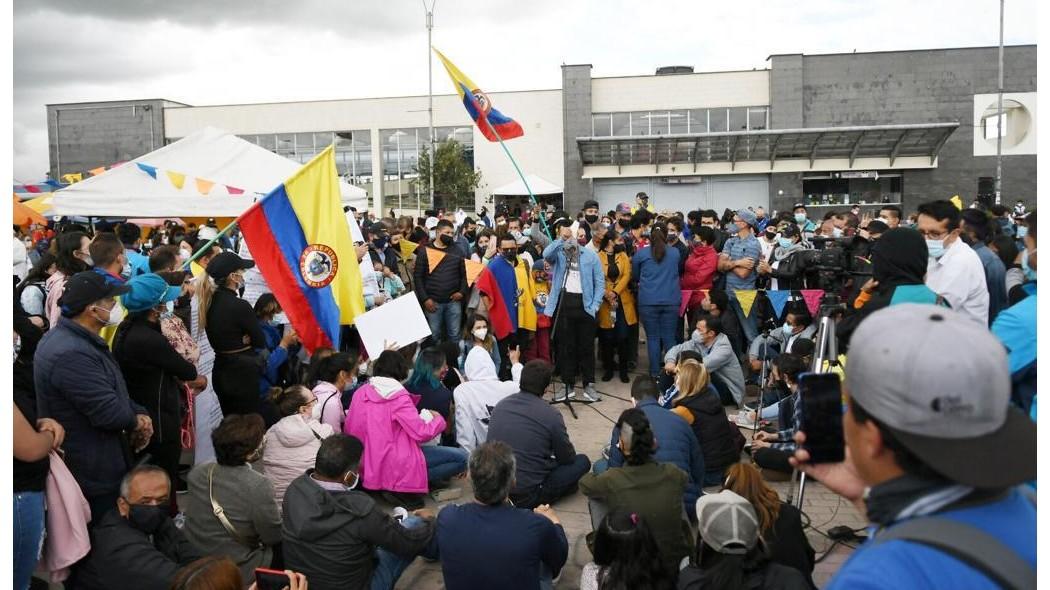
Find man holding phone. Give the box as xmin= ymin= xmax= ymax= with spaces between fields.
xmin=717 ymin=209 xmax=763 ymax=346
xmin=791 ymin=304 xmax=1035 ymax=589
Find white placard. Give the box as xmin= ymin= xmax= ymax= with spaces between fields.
xmin=354 ymin=294 xmax=432 ymax=359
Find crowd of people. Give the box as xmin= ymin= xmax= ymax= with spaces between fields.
xmin=10 ymin=191 xmax=1037 ymax=589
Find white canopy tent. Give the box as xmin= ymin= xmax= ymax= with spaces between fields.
xmin=52 ymin=126 xmax=367 ymax=217
xmin=490 ymin=174 xmax=562 ymax=196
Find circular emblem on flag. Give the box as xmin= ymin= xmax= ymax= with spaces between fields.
xmin=299 ymin=244 xmax=339 ymax=288
xmin=471 ymin=89 xmax=492 ymax=115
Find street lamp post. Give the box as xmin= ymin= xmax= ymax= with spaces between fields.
xmin=424 ymin=1 xmax=436 ymax=211
xmin=995 ymin=0 xmax=1004 ymax=205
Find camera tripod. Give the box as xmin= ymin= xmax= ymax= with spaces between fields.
xmin=788 ymin=294 xmax=845 ymax=510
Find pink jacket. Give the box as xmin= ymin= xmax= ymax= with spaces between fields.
xmin=344 ymin=377 xmax=446 ymax=493
xmin=263 ymin=414 xmax=334 ymax=510
xmin=41 ymin=451 xmax=91 ymax=582
xmin=311 ymin=381 xmax=345 ymax=432
xmin=44 ymin=271 xmax=69 ymax=330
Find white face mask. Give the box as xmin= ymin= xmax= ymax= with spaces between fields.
xmin=473 ymin=327 xmax=488 ymax=340
xmin=274 ymin=312 xmax=288 ymax=325
xmin=831 ymin=227 xmax=844 ymax=238
xmin=96 ymin=303 xmax=124 ymax=326
xmin=179 ymin=247 xmax=192 ymax=261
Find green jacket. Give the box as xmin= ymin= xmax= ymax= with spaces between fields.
xmin=579 ymin=461 xmax=692 ymax=572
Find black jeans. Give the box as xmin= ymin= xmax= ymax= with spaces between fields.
xmin=554 ymin=293 xmax=596 ymax=386
xmin=213 ymin=351 xmax=260 ymax=416
xmin=753 ymin=447 xmax=793 ymax=473
xmin=510 ymin=454 xmax=592 ymax=509
xmin=143 ymin=438 xmax=182 ymax=515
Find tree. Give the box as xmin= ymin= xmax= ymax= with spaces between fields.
xmin=415 ymin=139 xmax=482 ymax=211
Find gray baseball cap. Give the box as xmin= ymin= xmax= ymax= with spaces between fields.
xmin=694 ymin=490 xmax=759 ymax=555
xmin=846 ymin=303 xmax=1035 ymax=488
xmin=735 ymin=208 xmax=757 ymax=229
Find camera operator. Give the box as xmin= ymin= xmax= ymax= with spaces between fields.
xmin=791 ymin=304 xmax=1035 ymax=589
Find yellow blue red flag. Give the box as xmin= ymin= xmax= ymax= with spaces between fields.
xmin=239 ymin=146 xmax=364 ymax=352
xmin=433 ymin=48 xmax=524 ymax=142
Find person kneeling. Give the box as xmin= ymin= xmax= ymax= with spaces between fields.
xmin=282 ymin=434 xmax=438 ymax=590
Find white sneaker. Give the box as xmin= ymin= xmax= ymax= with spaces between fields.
xmin=580 ymin=384 xmax=601 ymax=403
xmin=734 ymin=412 xmax=756 ymax=428
xmin=553 ymin=384 xmax=572 ymax=402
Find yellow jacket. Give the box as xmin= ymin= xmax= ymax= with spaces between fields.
xmin=597 ymin=250 xmax=638 ymax=329
xmin=513 ymin=261 xmax=538 ymax=331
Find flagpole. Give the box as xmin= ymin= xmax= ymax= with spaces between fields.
xmin=477 ymin=113 xmax=553 ymax=241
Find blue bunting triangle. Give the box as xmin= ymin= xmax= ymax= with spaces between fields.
xmin=766 ymin=289 xmax=791 ymax=321
xmin=136 ymin=162 xmax=157 ymax=179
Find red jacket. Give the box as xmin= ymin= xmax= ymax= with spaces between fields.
xmin=680 ymin=244 xmax=718 ymax=310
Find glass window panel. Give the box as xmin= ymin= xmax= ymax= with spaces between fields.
xmin=748 ymin=107 xmax=767 ymax=131
xmin=314 ymin=131 xmax=334 ymax=149
xmin=335 ymin=132 xmax=354 ymax=150
xmin=669 ymin=110 xmax=688 ymax=134
xmin=630 ymin=112 xmax=650 ymax=136
xmin=255 ymin=134 xmax=276 ymax=151
xmin=728 ymin=107 xmax=748 ymax=131
xmin=708 ymin=108 xmax=727 ymax=133
xmin=688 ymin=109 xmax=708 ymax=133
xmin=276 ymin=133 xmax=295 ymax=154
xmin=612 ymin=113 xmax=630 ymax=136
xmin=295 ymin=133 xmax=314 ymax=152
xmin=592 ymin=113 xmax=611 ymax=136
xmin=649 ymin=112 xmax=670 ymax=135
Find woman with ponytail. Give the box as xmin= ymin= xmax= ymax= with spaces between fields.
xmin=631 ymin=224 xmax=683 ymax=377
xmin=580 ymin=407 xmax=692 ymax=578
xmin=580 ymin=511 xmax=674 ymax=590
xmin=261 ymin=385 xmax=334 ymax=510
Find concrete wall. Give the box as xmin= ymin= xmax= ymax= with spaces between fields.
xmin=591 ymin=70 xmax=769 ymax=112
xmin=561 ymin=64 xmax=593 ymax=212
xmin=769 ymin=46 xmax=1037 ymax=213
xmin=47 ymin=99 xmax=171 ymax=180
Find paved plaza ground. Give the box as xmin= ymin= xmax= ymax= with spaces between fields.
xmin=393 ymin=371 xmax=867 ymax=590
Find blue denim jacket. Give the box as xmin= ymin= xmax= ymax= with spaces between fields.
xmin=542 ymin=239 xmax=605 ymax=318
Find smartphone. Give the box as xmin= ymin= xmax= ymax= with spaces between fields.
xmin=797 ymin=372 xmax=845 ymax=463
xmin=254 ymin=568 xmax=290 ymax=590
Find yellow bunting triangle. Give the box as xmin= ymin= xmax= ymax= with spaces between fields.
xmin=89 ymin=166 xmax=106 ymax=176
xmin=950 ymin=195 xmax=963 ymax=210
xmin=62 ymin=173 xmax=83 ymax=184
xmin=195 ymin=178 xmax=215 ymax=195
xmin=426 ymin=247 xmax=447 ymax=274
xmin=399 ymin=239 xmax=418 ymax=259
xmin=166 ymin=170 xmax=186 ymax=190
xmin=464 ymin=259 xmax=485 ymax=286
xmin=736 ymin=290 xmax=759 ymax=317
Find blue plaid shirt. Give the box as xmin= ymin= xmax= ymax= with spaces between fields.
xmin=721 ymin=233 xmax=762 ymax=292
xmin=770 ymin=391 xmax=802 ymax=451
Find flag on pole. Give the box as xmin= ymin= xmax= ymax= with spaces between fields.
xmin=433 ymin=48 xmax=524 ymax=142
xmin=239 ymin=146 xmax=365 ymax=353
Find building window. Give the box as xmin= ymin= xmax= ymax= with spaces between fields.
xmin=748 ymin=107 xmax=768 ymax=131
xmin=728 ymin=107 xmax=748 ymax=132
xmin=709 ymin=108 xmax=727 ymax=133
xmin=688 ymin=109 xmax=707 ymax=133
xmin=612 ymin=112 xmax=630 ymax=136
xmin=630 ymin=112 xmax=650 ymax=136
xmin=592 ymin=113 xmax=611 ymax=136
xmin=669 ymin=110 xmax=688 ymax=134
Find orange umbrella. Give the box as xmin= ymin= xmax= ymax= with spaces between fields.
xmin=14 ymin=196 xmax=47 ymax=226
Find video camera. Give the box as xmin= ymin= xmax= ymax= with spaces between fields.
xmin=796 ymin=236 xmax=872 ymax=293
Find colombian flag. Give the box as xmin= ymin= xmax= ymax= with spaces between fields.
xmin=239 ymin=146 xmax=364 ymax=353
xmin=433 ymin=48 xmax=524 ymax=142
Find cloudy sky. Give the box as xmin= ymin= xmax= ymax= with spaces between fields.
xmin=13 ymin=0 xmax=1038 ymax=180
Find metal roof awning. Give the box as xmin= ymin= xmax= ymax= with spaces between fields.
xmin=576 ymin=123 xmax=959 ymax=171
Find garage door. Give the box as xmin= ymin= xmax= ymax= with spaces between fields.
xmin=594 ymin=175 xmax=768 ymax=214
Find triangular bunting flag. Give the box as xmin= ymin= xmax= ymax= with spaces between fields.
xmin=136 ymin=163 xmax=158 ymax=179
xmin=62 ymin=173 xmax=83 ymax=184
xmin=226 ymin=185 xmax=244 ymax=195
xmin=950 ymin=195 xmax=963 ymax=210
xmin=399 ymin=239 xmax=418 ymax=259
xmin=801 ymin=290 xmax=825 ymax=318
xmin=195 ymin=178 xmax=215 ymax=195
xmin=23 ymin=184 xmax=41 ymax=193
xmin=465 ymin=259 xmax=485 ymax=286
xmin=679 ymin=291 xmax=691 ymax=318
xmin=166 ymin=170 xmax=186 ymax=190
xmin=43 ymin=179 xmax=62 ymax=189
xmin=89 ymin=166 xmax=106 ymax=176
xmin=736 ymin=290 xmax=759 ymax=317
xmin=426 ymin=247 xmax=447 ymax=274
xmin=766 ymin=290 xmax=791 ymax=321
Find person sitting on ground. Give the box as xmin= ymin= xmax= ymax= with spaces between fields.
xmin=748 ymin=302 xmax=817 ymax=374
xmin=723 ymin=463 xmax=816 ymax=588
xmin=580 ymin=407 xmax=691 ymax=577
xmin=282 ymin=434 xmax=438 ymax=590
xmin=183 ymin=414 xmax=283 ymax=584
xmin=73 ymin=466 xmax=203 ymax=590
xmin=344 ymin=350 xmax=466 ymax=509
xmin=579 ymin=512 xmax=675 ymax=590
xmin=669 ymin=360 xmax=744 ymax=486
xmin=454 ymin=345 xmax=523 ymax=453
xmin=749 ymin=353 xmax=806 ymax=478
xmin=487 ymin=360 xmax=591 ymax=509
xmin=262 ymin=385 xmax=335 ymax=511
xmin=697 ymin=289 xmax=745 ymax=357
xmin=792 ymin=304 xmax=1035 ymax=589
xmin=678 ymin=490 xmax=810 ymax=590
xmin=437 ymin=441 xmax=569 ymax=590
xmin=458 ymin=313 xmax=502 ymax=372
xmin=596 ymin=375 xmax=705 ymax=519
xmin=664 ymin=315 xmax=746 ymax=407
xmin=310 ymin=352 xmax=359 ymax=432
xmin=405 ymin=346 xmax=457 ymax=446
xmin=169 ymin=556 xmax=307 ymax=590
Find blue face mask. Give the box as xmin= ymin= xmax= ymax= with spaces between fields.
xmin=727 ymin=224 xmax=741 ymax=236
xmin=794 ymin=213 xmax=807 ymax=224
xmin=1017 ymin=226 xmax=1029 ymax=239
xmin=926 ymin=239 xmax=946 ymax=260
xmin=778 ymin=237 xmax=793 ymax=249
xmin=1021 ymin=248 xmax=1037 ymax=281
xmin=782 ymin=322 xmax=795 ymax=338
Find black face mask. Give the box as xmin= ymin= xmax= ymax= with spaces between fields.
xmin=501 ymin=250 xmax=517 ymax=262
xmin=127 ymin=503 xmax=167 ymax=534
xmin=372 ymin=237 xmax=388 ymax=250
xmin=438 ymin=234 xmax=454 ymax=247
xmin=465 ymin=230 xmax=477 ymax=242
xmin=584 ymin=214 xmax=599 ymax=224
xmin=613 ymin=244 xmax=626 ymax=254
xmin=617 ymin=219 xmax=629 ymax=229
